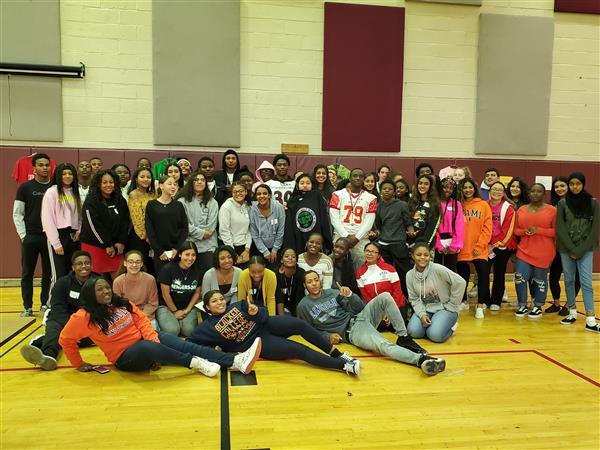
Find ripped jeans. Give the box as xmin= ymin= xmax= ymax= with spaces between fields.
xmin=514 ymin=258 xmax=549 ymax=308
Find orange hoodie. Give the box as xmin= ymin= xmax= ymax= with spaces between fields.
xmin=59 ymin=303 xmax=159 ymax=368
xmin=458 ymin=198 xmax=492 ymax=262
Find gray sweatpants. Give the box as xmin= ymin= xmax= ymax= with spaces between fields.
xmin=348 ymin=292 xmax=419 ymax=365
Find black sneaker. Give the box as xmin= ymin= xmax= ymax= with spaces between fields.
xmin=558 ymin=306 xmax=569 ymax=316
xmin=515 ymin=306 xmax=528 ymax=318
xmin=396 ymin=335 xmax=428 ymax=355
xmin=560 ymin=315 xmax=576 ymax=325
xmin=418 ymin=355 xmax=446 ymax=376
xmin=528 ymin=307 xmax=543 ymax=319
xmin=585 ymin=324 xmax=600 ymax=334
xmin=545 ymin=304 xmax=561 ymax=313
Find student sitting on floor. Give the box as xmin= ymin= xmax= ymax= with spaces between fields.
xmin=58 ymin=277 xmax=261 ymax=376
xmin=20 ymin=251 xmax=96 ymax=370
xmin=296 ymin=271 xmax=446 ymax=376
xmin=405 ymin=243 xmax=466 ymax=343
xmin=188 ymin=290 xmax=361 ymax=375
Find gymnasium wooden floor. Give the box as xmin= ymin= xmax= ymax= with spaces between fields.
xmin=1 ymin=284 xmax=598 ymax=450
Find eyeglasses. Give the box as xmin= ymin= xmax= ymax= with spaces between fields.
xmin=364 ymin=249 xmax=379 ymax=255
xmin=232 ymin=190 xmax=245 ymax=195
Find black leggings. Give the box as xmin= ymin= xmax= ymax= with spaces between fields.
xmin=259 ymin=316 xmax=344 ymax=371
xmin=488 ymin=248 xmax=512 ymax=306
xmin=457 ymin=259 xmax=490 ymax=306
xmin=434 ymin=251 xmax=458 ymax=274
xmin=548 ymin=251 xmax=580 ymax=301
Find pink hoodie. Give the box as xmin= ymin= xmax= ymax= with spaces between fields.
xmin=41 ymin=186 xmax=82 ymax=250
xmin=434 ymin=198 xmax=464 ymax=253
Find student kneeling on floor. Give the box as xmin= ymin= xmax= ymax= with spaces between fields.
xmin=296 ymin=270 xmax=446 ymax=376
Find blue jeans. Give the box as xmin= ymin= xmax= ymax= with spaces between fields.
xmin=114 ymin=332 xmax=234 ymax=372
xmin=155 ymin=306 xmax=198 ymax=337
xmin=514 ymin=258 xmax=548 ymax=308
xmin=560 ymin=251 xmax=595 ymax=313
xmin=407 ymin=309 xmax=458 ymax=343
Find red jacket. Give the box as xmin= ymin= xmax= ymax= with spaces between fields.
xmin=355 ymin=259 xmax=405 ymax=307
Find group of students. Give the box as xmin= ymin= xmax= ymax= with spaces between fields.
xmin=13 ymin=151 xmax=599 ymax=379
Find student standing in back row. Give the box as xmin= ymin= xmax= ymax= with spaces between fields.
xmin=555 ymin=172 xmax=600 ymax=332
xmin=13 ymin=153 xmax=54 ymax=317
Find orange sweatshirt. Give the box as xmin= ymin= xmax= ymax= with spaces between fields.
xmin=458 ymin=198 xmax=492 ymax=262
xmin=514 ymin=205 xmax=556 ymax=268
xmin=58 ymin=303 xmax=159 ymax=368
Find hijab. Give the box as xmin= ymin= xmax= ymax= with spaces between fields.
xmin=565 ymin=172 xmax=593 ymax=219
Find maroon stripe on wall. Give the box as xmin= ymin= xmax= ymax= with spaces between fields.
xmin=322 ymin=2 xmax=405 ymax=153
xmin=554 ymin=0 xmax=600 ymax=14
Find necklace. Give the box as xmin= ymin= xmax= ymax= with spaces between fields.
xmin=217 ymin=268 xmax=233 ymax=284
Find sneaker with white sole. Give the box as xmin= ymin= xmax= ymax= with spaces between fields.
xmin=451 ymin=321 xmax=459 ymax=333
xmin=20 ymin=308 xmax=33 ymax=318
xmin=189 ymin=356 xmax=220 ymax=377
xmin=343 ymin=359 xmax=361 ymax=376
xmin=489 ymin=304 xmax=501 ymax=311
xmin=528 ymin=307 xmax=543 ymax=319
xmin=585 ymin=324 xmax=600 ymax=333
xmin=231 ymin=337 xmax=262 ymax=374
xmin=339 ymin=351 xmax=356 ymax=364
xmin=560 ymin=315 xmax=576 ymax=325
xmin=475 ymin=307 xmax=484 ymax=319
xmin=515 ymin=306 xmax=528 ymax=318
xmin=468 ymin=287 xmax=478 ymax=298
xmin=459 ymin=302 xmax=470 ymax=311
xmin=502 ymin=292 xmax=509 ymax=303
xmin=20 ymin=345 xmax=57 ymax=370
xmin=419 ymin=355 xmax=446 ymax=376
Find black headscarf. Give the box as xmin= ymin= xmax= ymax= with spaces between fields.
xmin=565 ymin=172 xmax=593 ymax=219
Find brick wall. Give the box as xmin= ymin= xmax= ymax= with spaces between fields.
xmin=0 ymin=0 xmax=598 ymax=161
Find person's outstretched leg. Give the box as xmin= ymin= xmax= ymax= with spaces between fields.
xmin=266 ymin=315 xmax=334 ymax=355
xmin=259 ymin=332 xmax=346 ymax=371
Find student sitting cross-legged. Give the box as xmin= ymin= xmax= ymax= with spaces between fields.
xmin=296 ymin=271 xmax=447 ymax=376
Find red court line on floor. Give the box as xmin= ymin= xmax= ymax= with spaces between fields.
xmin=532 ymin=350 xmax=600 ymax=389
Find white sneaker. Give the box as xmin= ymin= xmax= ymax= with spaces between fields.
xmin=339 ymin=351 xmax=356 ymax=364
xmin=232 ymin=337 xmax=262 ymax=375
xmin=459 ymin=302 xmax=470 ymax=311
xmin=343 ymin=359 xmax=361 ymax=376
xmin=489 ymin=304 xmax=501 ymax=311
xmin=190 ymin=356 xmax=220 ymax=377
xmin=481 ymin=304 xmax=487 ymax=310
xmin=20 ymin=345 xmax=57 ymax=370
xmin=451 ymin=321 xmax=459 ymax=333
xmin=475 ymin=307 xmax=484 ymax=319
xmin=468 ymin=287 xmax=478 ymax=298
xmin=502 ymin=292 xmax=509 ymax=302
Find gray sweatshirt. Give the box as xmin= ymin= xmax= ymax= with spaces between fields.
xmin=178 ymin=196 xmax=219 ymax=253
xmin=296 ymin=289 xmax=366 ymax=341
xmin=249 ymin=200 xmax=285 ymax=256
xmin=406 ymin=262 xmax=465 ymax=318
xmin=218 ymin=198 xmax=252 ymax=248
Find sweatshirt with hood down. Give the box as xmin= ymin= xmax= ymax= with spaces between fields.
xmin=406 ymin=262 xmax=465 ymax=318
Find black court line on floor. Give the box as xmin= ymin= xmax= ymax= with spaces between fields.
xmin=220 ymin=370 xmax=231 ymax=450
xmin=0 ymin=324 xmax=42 ymax=358
xmin=0 ymin=317 xmax=35 ymax=346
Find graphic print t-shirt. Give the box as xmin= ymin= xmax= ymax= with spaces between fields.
xmin=158 ymin=262 xmax=201 ymax=309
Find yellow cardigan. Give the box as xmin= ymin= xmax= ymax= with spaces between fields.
xmin=237 ymin=268 xmax=277 ymax=316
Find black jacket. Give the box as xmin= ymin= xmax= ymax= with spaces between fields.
xmin=81 ymin=194 xmax=130 ymax=248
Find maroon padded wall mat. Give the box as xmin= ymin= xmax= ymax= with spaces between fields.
xmin=322 ymin=2 xmax=405 ymax=153
xmin=554 ymin=0 xmax=600 ymax=14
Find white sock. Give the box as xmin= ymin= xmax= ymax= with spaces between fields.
xmin=586 ymin=316 xmax=597 ymax=327
xmin=570 ymin=308 xmax=578 ymax=317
